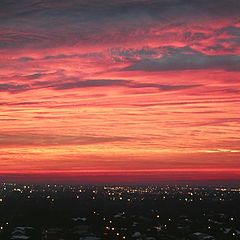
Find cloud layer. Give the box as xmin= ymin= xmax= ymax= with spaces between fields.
xmin=0 ymin=0 xmax=239 ymax=182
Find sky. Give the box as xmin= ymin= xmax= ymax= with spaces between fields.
xmin=0 ymin=0 xmax=240 ymax=184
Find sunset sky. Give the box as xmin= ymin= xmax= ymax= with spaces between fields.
xmin=0 ymin=0 xmax=240 ymax=184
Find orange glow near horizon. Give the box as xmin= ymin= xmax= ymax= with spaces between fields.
xmin=0 ymin=0 xmax=240 ymax=184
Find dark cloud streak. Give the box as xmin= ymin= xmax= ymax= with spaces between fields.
xmin=125 ymin=50 xmax=240 ymax=72
xmin=0 ymin=78 xmax=201 ymax=93
xmin=0 ymin=0 xmax=239 ymax=50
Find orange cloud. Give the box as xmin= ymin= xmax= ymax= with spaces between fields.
xmin=0 ymin=0 xmax=239 ymax=183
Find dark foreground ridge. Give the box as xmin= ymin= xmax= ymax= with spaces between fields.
xmin=0 ymin=183 xmax=239 ymax=240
